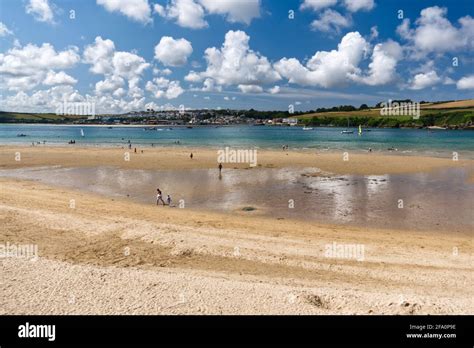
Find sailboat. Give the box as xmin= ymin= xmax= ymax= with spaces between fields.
xmin=341 ymin=118 xmax=354 ymax=134
xmin=302 ymin=126 xmax=313 ymax=130
xmin=358 ymin=124 xmax=362 ymax=136
xmin=80 ymin=128 xmax=85 ymax=137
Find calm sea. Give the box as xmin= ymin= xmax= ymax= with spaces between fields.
xmin=1 ymin=124 xmax=473 ymax=157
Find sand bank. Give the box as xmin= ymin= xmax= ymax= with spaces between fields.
xmin=1 ymin=178 xmax=472 ymax=314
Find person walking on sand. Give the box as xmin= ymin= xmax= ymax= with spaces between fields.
xmin=156 ymin=188 xmax=165 ymax=206
xmin=166 ymin=194 xmax=172 ymax=206
xmin=218 ymin=163 xmax=223 ymax=174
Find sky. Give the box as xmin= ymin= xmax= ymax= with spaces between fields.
xmin=0 ymin=0 xmax=473 ymax=113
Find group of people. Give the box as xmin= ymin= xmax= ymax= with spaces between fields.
xmin=156 ymin=188 xmax=172 ymax=206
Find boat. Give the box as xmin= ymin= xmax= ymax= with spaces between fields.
xmin=80 ymin=129 xmax=85 ymax=137
xmin=341 ymin=118 xmax=354 ymax=134
xmin=302 ymin=127 xmax=313 ymax=130
xmin=17 ymin=134 xmax=27 ymax=137
xmin=358 ymin=124 xmax=362 ymax=136
xmin=144 ymin=127 xmax=157 ymax=131
xmin=186 ymin=126 xmax=193 ymax=129
xmin=427 ymin=126 xmax=447 ymax=130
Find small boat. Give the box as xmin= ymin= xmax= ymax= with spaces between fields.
xmin=427 ymin=126 xmax=447 ymax=130
xmin=80 ymin=128 xmax=85 ymax=137
xmin=358 ymin=124 xmax=362 ymax=136
xmin=341 ymin=118 xmax=353 ymax=134
xmin=107 ymin=126 xmax=113 ymax=129
xmin=17 ymin=133 xmax=27 ymax=137
xmin=144 ymin=127 xmax=157 ymax=131
xmin=302 ymin=127 xmax=313 ymax=130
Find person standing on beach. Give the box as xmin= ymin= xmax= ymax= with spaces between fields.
xmin=190 ymin=153 xmax=193 ymax=159
xmin=218 ymin=163 xmax=223 ymax=174
xmin=166 ymin=195 xmax=172 ymax=206
xmin=156 ymin=188 xmax=165 ymax=206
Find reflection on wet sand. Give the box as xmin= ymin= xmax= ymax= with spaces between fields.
xmin=1 ymin=165 xmax=472 ymax=233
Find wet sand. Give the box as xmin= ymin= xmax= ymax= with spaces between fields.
xmin=0 ymin=145 xmax=473 ymax=314
xmin=1 ymin=165 xmax=472 ymax=233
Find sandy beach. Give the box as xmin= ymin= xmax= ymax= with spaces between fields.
xmin=0 ymin=146 xmax=473 ymax=314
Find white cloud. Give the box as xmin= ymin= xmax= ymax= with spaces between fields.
xmin=43 ymin=70 xmax=77 ymax=85
xmin=156 ymin=0 xmax=260 ymax=29
xmin=0 ymin=43 xmax=80 ymax=91
xmin=201 ymin=78 xmax=222 ymax=92
xmin=26 ymin=0 xmax=55 ymax=23
xmin=154 ymin=36 xmax=193 ymax=67
xmin=275 ymin=31 xmax=369 ymax=88
xmin=145 ymin=77 xmax=184 ymax=99
xmin=352 ymin=39 xmax=402 ymax=86
xmin=369 ymin=26 xmax=378 ymax=40
xmin=238 ymin=84 xmax=263 ymax=93
xmin=160 ymin=0 xmax=208 ymax=29
xmin=310 ymin=9 xmax=351 ymax=33
xmin=83 ymin=36 xmax=116 ymax=75
xmin=409 ymin=70 xmax=441 ymax=90
xmin=268 ymin=85 xmax=280 ymax=94
xmin=97 ymin=0 xmax=152 ymax=24
xmin=186 ymin=30 xmax=280 ymax=91
xmin=153 ymin=67 xmax=172 ymax=76
xmin=343 ymin=0 xmax=374 ymax=12
xmin=0 ymin=22 xmax=13 ymax=36
xmin=300 ymin=0 xmax=337 ymax=11
xmin=83 ymin=36 xmax=150 ymax=97
xmin=397 ymin=6 xmax=474 ymax=55
xmin=199 ymin=0 xmax=260 ymax=25
xmin=457 ymin=75 xmax=474 ymax=90
xmin=95 ymin=75 xmax=125 ymax=95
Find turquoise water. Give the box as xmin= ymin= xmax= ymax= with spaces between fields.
xmin=1 ymin=124 xmax=473 ymax=157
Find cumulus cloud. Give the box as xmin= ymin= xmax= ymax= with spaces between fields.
xmin=300 ymin=0 xmax=337 ymax=11
xmin=158 ymin=0 xmax=208 ymax=29
xmin=43 ymin=70 xmax=77 ymax=85
xmin=352 ymin=39 xmax=402 ymax=86
xmin=145 ymin=77 xmax=184 ymax=99
xmin=154 ymin=36 xmax=193 ymax=67
xmin=155 ymin=0 xmax=260 ymax=29
xmin=310 ymin=9 xmax=351 ymax=33
xmin=0 ymin=22 xmax=13 ymax=36
xmin=199 ymin=0 xmax=260 ymax=24
xmin=83 ymin=36 xmax=150 ymax=96
xmin=0 ymin=43 xmax=80 ymax=91
xmin=456 ymin=75 xmax=474 ymax=90
xmin=26 ymin=0 xmax=55 ymax=23
xmin=238 ymin=84 xmax=263 ymax=93
xmin=343 ymin=0 xmax=374 ymax=12
xmin=186 ymin=30 xmax=280 ymax=92
xmin=268 ymin=85 xmax=280 ymax=94
xmin=97 ymin=0 xmax=152 ymax=24
xmin=397 ymin=6 xmax=474 ymax=56
xmin=409 ymin=70 xmax=441 ymax=90
xmin=275 ymin=31 xmax=369 ymax=88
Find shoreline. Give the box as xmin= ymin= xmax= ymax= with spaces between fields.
xmin=1 ymin=145 xmax=472 ymax=176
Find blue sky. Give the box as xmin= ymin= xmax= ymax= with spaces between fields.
xmin=0 ymin=0 xmax=473 ymax=113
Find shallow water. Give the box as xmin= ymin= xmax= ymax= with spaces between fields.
xmin=2 ymin=124 xmax=474 ymax=158
xmin=1 ymin=165 xmax=472 ymax=233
